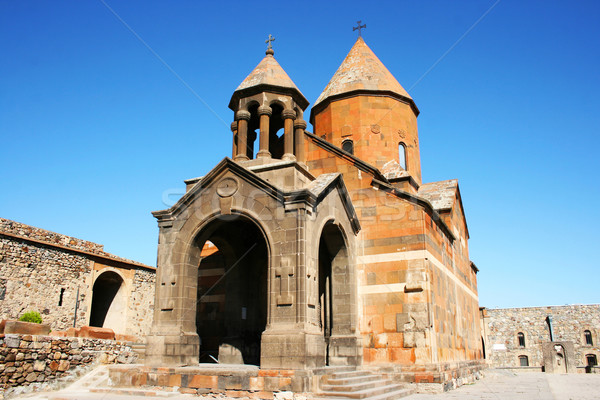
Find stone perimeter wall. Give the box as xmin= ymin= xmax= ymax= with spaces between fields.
xmin=482 ymin=305 xmax=600 ymax=372
xmin=0 ymin=333 xmax=138 ymax=394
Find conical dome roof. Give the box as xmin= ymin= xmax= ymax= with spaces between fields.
xmin=229 ymin=51 xmax=308 ymax=110
xmin=313 ymin=37 xmax=414 ymax=110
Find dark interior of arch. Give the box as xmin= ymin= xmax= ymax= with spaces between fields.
xmin=89 ymin=271 xmax=123 ymax=328
xmin=318 ymin=222 xmax=348 ymax=365
xmin=196 ymin=215 xmax=268 ymax=365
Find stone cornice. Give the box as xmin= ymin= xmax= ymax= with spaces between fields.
xmin=229 ymin=84 xmax=309 ymax=111
xmin=310 ymin=89 xmax=419 ymax=125
xmin=153 ymin=158 xmax=361 ymax=234
xmin=370 ymin=179 xmax=456 ymax=242
xmin=304 ymin=132 xmax=389 ymax=182
xmin=304 ymin=131 xmax=455 ymax=242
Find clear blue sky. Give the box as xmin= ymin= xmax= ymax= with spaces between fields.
xmin=1 ymin=1 xmax=598 ymax=308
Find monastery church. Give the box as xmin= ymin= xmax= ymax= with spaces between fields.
xmin=146 ymin=35 xmax=484 ymax=387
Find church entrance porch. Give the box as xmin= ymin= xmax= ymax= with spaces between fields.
xmin=146 ymin=158 xmax=361 ymax=370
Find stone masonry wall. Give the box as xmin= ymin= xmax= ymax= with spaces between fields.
xmin=0 ymin=236 xmax=91 ymax=330
xmin=482 ymin=305 xmax=600 ymax=372
xmin=0 ymin=333 xmax=137 ymax=395
xmin=127 ymin=269 xmax=155 ymax=337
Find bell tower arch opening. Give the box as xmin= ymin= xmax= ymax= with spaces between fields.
xmin=195 ymin=215 xmax=269 ymax=366
xmin=268 ymin=103 xmax=285 ymax=159
xmin=246 ymin=103 xmax=260 ymax=159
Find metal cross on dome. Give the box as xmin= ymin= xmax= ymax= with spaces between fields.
xmin=266 ymin=34 xmax=275 ymax=50
xmin=353 ymin=20 xmax=366 ymax=37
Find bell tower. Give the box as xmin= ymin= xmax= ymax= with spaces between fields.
xmin=229 ymin=39 xmax=309 ymax=165
xmin=310 ymin=37 xmax=422 ymax=185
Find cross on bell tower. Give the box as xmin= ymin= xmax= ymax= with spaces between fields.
xmin=265 ymin=34 xmax=275 ymax=55
xmin=353 ymin=20 xmax=366 ymax=37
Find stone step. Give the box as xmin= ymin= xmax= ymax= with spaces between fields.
xmin=313 ymin=365 xmax=357 ymax=375
xmin=319 ymin=383 xmax=406 ymax=399
xmin=329 ymin=370 xmax=372 ymax=379
xmin=315 ymin=386 xmax=415 ymax=400
xmin=90 ymin=387 xmax=181 ymax=397
xmin=326 ymin=373 xmax=381 ymax=386
xmin=322 ymin=378 xmax=391 ymax=392
xmin=131 ymin=342 xmax=147 ymax=363
xmin=62 ymin=365 xmax=109 ymax=391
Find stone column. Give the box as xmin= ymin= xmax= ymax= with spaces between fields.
xmin=257 ymin=106 xmax=272 ymax=159
xmin=282 ymin=109 xmax=296 ymax=161
xmin=231 ymin=121 xmax=238 ymax=158
xmin=294 ymin=119 xmax=307 ymax=164
xmin=235 ymin=110 xmax=251 ymax=161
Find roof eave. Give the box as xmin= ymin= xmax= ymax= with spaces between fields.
xmin=310 ymin=89 xmax=419 ymax=124
xmin=229 ymin=84 xmax=310 ymax=111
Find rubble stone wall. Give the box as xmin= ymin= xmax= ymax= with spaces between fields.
xmin=0 ymin=333 xmax=137 ymax=393
xmin=0 ymin=236 xmax=92 ymax=330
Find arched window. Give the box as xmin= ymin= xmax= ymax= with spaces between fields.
xmin=518 ymin=355 xmax=529 ymax=367
xmin=584 ymin=330 xmax=593 ymax=346
xmin=518 ymin=332 xmax=526 ymax=347
xmin=399 ymin=143 xmax=407 ymax=170
xmin=342 ymin=140 xmax=354 ymax=155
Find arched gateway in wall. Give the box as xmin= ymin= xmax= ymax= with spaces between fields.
xmin=145 ymin=158 xmax=361 ymax=368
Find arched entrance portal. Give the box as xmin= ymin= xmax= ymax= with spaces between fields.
xmin=195 ymin=215 xmax=268 ymax=366
xmin=89 ymin=271 xmax=126 ymax=332
xmin=318 ymin=222 xmax=351 ymax=366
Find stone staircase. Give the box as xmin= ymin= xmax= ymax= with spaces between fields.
xmin=130 ymin=341 xmax=147 ymax=363
xmin=315 ymin=369 xmax=414 ymax=400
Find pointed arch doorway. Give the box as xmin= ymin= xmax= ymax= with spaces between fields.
xmin=195 ymin=215 xmax=269 ymax=366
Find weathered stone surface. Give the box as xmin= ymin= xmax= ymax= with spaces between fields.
xmin=77 ymin=326 xmax=115 ymax=340
xmin=2 ymin=321 xmax=51 ymax=336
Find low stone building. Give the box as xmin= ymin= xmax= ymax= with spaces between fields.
xmin=0 ymin=218 xmax=155 ymax=339
xmin=480 ymin=305 xmax=600 ymax=373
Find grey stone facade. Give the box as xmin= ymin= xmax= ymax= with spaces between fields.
xmin=146 ymin=159 xmax=361 ymax=369
xmin=481 ymin=305 xmax=600 ymax=373
xmin=0 ymin=218 xmax=155 ymax=338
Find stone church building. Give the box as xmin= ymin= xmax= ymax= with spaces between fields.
xmin=146 ymin=36 xmax=484 ymax=388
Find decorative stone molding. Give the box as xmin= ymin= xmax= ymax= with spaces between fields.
xmin=216 ymin=177 xmax=239 ymax=198
xmin=235 ymin=110 xmax=251 ymax=121
xmin=281 ymin=109 xmax=296 ymax=120
xmin=294 ymin=119 xmax=307 ymax=130
xmin=257 ymin=105 xmax=272 ymax=116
